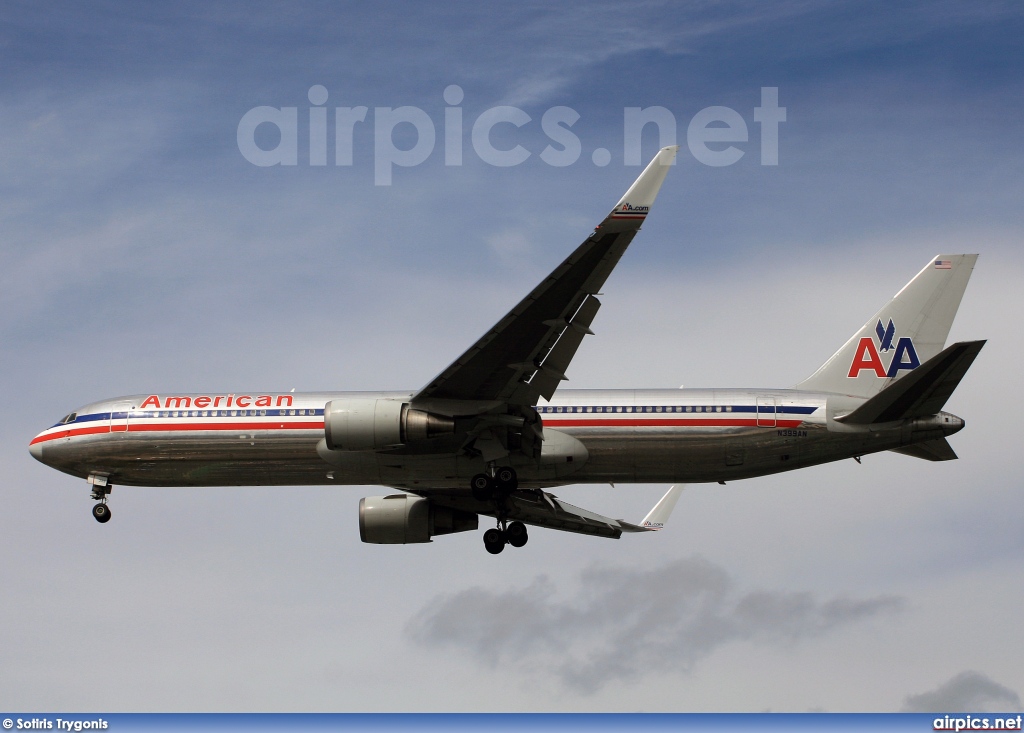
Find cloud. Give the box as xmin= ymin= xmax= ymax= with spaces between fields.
xmin=903 ymin=671 xmax=1023 ymax=713
xmin=406 ymin=556 xmax=903 ymax=694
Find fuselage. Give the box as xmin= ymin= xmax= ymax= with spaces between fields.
xmin=29 ymin=388 xmax=965 ymax=490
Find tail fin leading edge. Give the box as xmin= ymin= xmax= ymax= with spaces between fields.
xmin=796 ymin=254 xmax=978 ymax=398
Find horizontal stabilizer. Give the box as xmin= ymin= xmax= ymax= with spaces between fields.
xmin=838 ymin=340 xmax=985 ymax=425
xmin=890 ymin=438 xmax=958 ymax=461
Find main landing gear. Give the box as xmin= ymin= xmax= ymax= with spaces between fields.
xmin=470 ymin=466 xmax=527 ymax=554
xmin=470 ymin=465 xmax=518 ymax=501
xmin=483 ymin=520 xmax=529 ymax=555
xmin=90 ymin=483 xmax=112 ymax=523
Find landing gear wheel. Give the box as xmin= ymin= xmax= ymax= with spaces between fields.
xmin=92 ymin=503 xmax=111 ymax=523
xmin=506 ymin=521 xmax=528 ymax=548
xmin=494 ymin=466 xmax=518 ymax=492
xmin=471 ymin=473 xmax=494 ymax=502
xmin=483 ymin=527 xmax=506 ymax=554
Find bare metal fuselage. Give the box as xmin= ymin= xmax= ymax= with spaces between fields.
xmin=29 ymin=388 xmax=964 ymax=490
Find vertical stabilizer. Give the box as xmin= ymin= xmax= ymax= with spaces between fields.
xmin=796 ymin=255 xmax=977 ymax=398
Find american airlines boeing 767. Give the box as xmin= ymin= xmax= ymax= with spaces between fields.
xmin=29 ymin=146 xmax=983 ymax=554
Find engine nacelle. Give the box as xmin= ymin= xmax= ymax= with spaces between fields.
xmin=358 ymin=494 xmax=478 ymax=544
xmin=324 ymin=399 xmax=455 ymax=451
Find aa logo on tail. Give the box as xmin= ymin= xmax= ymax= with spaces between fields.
xmin=848 ymin=319 xmax=921 ymax=378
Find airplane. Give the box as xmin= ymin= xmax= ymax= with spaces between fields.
xmin=29 ymin=146 xmax=984 ymax=554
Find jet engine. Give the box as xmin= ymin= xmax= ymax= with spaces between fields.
xmin=358 ymin=494 xmax=478 ymax=544
xmin=324 ymin=399 xmax=455 ymax=451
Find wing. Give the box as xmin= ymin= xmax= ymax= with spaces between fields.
xmin=413 ymin=146 xmax=679 ymax=408
xmin=413 ymin=485 xmax=685 ymax=539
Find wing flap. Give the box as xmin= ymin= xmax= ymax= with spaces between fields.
xmin=519 ymin=295 xmax=602 ymax=403
xmin=413 ymin=483 xmax=684 ymax=540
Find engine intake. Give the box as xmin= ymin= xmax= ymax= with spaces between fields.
xmin=359 ymin=494 xmax=478 ymax=544
xmin=324 ymin=399 xmax=455 ymax=451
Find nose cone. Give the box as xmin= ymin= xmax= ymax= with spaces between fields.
xmin=29 ymin=436 xmax=45 ymax=462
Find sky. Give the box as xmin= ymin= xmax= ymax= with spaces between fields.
xmin=2 ymin=0 xmax=1023 ymax=713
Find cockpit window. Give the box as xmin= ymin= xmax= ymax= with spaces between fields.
xmin=60 ymin=413 xmax=77 ymax=424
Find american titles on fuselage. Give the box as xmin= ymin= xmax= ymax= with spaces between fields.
xmin=139 ymin=394 xmax=295 ymax=409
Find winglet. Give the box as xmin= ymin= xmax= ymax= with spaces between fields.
xmin=637 ymin=484 xmax=685 ymax=531
xmin=606 ymin=145 xmax=679 ymax=227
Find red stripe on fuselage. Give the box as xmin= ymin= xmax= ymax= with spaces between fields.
xmin=127 ymin=421 xmax=324 ymax=433
xmin=29 ymin=425 xmax=109 ymax=445
xmin=32 ymin=418 xmax=805 ymax=447
xmin=30 ymin=421 xmax=324 ymax=445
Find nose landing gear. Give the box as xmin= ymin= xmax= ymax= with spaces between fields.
xmin=91 ymin=502 xmax=112 ymax=523
xmin=89 ymin=478 xmax=112 ymax=523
